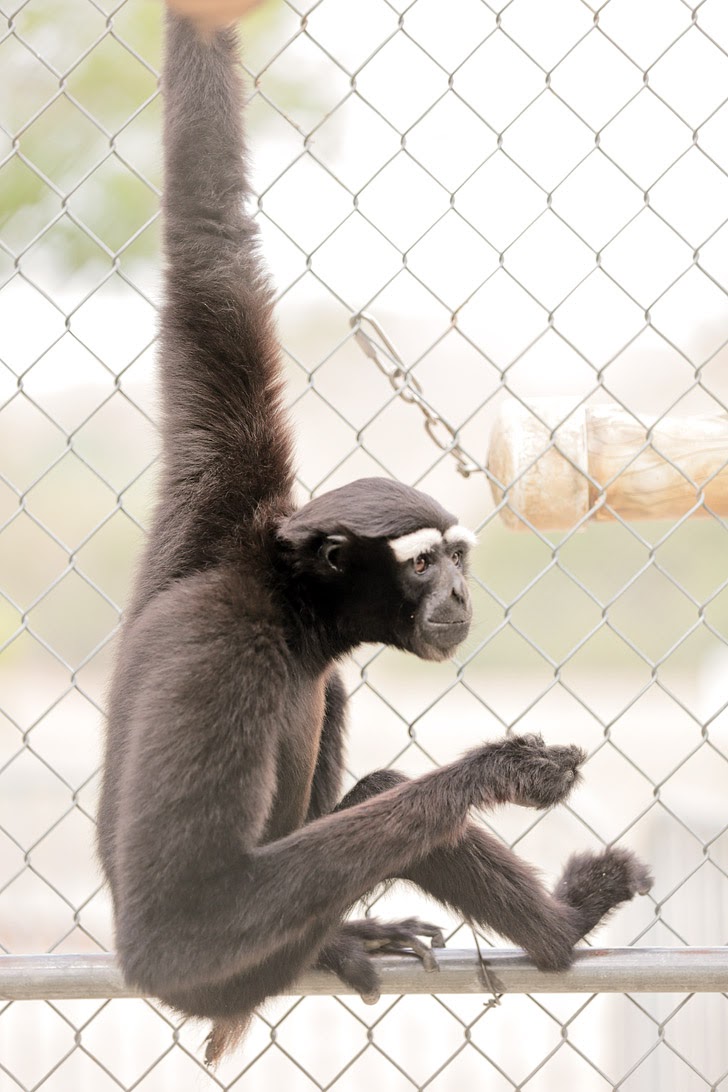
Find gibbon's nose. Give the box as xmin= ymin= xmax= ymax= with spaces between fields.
xmin=451 ymin=575 xmax=468 ymax=607
xmin=428 ymin=573 xmax=472 ymax=626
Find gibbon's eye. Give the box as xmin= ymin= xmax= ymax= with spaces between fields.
xmin=451 ymin=550 xmax=463 ymax=567
xmin=413 ymin=554 xmax=430 ymax=575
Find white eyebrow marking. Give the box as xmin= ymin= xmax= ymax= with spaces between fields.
xmin=389 ymin=527 xmax=442 ymax=562
xmin=444 ymin=524 xmax=478 ymax=548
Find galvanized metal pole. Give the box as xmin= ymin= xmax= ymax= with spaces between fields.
xmin=2 ymin=949 xmax=727 ymax=1001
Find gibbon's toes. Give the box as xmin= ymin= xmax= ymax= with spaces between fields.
xmin=319 ymin=917 xmax=446 ymax=1001
xmin=498 ymin=735 xmax=586 ymax=810
xmin=397 ymin=917 xmax=447 ymax=951
xmin=317 ymin=934 xmax=382 ymax=1002
xmin=359 ymin=917 xmax=446 ymax=972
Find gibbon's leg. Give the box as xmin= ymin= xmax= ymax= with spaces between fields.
xmin=177 ymin=915 xmax=447 ymax=1066
xmin=164 ymin=738 xmax=585 ymax=1061
xmin=119 ymin=735 xmax=585 ymax=997
xmin=185 ymin=753 xmax=649 ymax=1065
xmin=164 ymin=918 xmax=446 ymax=1023
xmin=335 ymin=769 xmax=652 ymax=973
xmin=314 ymin=917 xmax=446 ymax=1005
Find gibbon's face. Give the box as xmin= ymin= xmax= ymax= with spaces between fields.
xmin=279 ymin=478 xmax=476 ymax=660
xmin=388 ymin=524 xmax=475 ymax=662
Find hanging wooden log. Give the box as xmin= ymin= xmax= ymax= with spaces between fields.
xmin=488 ymin=399 xmax=728 ymax=530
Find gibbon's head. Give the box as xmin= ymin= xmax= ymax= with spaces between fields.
xmin=278 ymin=478 xmax=476 ymax=661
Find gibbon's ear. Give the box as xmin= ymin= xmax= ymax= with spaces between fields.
xmin=277 ymin=517 xmax=353 ymax=578
xmin=319 ymin=534 xmax=348 ymax=574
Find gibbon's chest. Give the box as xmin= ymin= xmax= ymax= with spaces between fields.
xmin=264 ymin=672 xmax=327 ymax=840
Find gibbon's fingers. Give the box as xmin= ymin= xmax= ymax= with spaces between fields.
xmin=166 ymin=0 xmax=266 ymax=30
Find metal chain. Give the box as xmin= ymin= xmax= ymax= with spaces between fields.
xmin=350 ymin=312 xmax=482 ymax=478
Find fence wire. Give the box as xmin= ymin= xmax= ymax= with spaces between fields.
xmin=1 ymin=0 xmax=728 ymax=1088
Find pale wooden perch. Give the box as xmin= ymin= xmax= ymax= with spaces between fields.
xmin=488 ymin=399 xmax=728 ymax=531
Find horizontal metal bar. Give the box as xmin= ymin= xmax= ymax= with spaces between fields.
xmin=1 ymin=949 xmax=727 ymax=1001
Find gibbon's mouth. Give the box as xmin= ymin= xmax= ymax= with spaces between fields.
xmin=427 ymin=618 xmax=469 ymax=627
xmin=424 ymin=618 xmax=471 ymax=651
xmin=417 ymin=620 xmax=470 ymax=661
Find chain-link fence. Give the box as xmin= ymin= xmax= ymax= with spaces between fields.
xmin=2 ymin=0 xmax=728 ymax=1088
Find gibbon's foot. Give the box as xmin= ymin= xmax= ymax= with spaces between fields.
xmin=491 ymin=734 xmax=586 ymax=810
xmin=317 ymin=918 xmax=446 ymax=1003
xmin=355 ymin=917 xmax=446 ymax=967
xmin=555 ymin=846 xmax=654 ymax=938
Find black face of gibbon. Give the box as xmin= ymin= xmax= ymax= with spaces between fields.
xmin=278 ymin=478 xmax=476 ymax=661
xmin=390 ymin=534 xmax=473 ymax=661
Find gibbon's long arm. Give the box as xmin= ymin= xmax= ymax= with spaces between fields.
xmin=335 ymin=770 xmax=650 ymax=969
xmin=126 ymin=14 xmax=295 ymax=614
xmin=160 ymin=13 xmax=294 ymax=512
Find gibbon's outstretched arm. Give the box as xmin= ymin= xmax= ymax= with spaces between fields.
xmin=335 ymin=770 xmax=651 ymax=974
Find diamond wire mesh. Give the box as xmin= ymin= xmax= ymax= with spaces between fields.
xmin=1 ymin=0 xmax=728 ymax=1088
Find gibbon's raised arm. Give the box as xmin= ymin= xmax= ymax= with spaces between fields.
xmin=161 ymin=13 xmax=293 ymax=512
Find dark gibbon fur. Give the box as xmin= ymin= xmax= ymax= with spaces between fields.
xmin=97 ymin=11 xmax=653 ymax=1066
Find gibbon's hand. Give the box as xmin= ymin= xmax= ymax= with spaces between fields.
xmin=166 ymin=0 xmax=265 ymax=30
